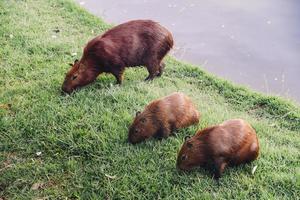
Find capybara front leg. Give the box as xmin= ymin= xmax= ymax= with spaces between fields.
xmin=213 ymin=157 xmax=227 ymax=180
xmin=155 ymin=125 xmax=171 ymax=139
xmin=116 ymin=73 xmax=124 ymax=85
xmin=112 ymin=69 xmax=124 ymax=84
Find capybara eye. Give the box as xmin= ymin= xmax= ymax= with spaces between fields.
xmin=181 ymin=155 xmax=187 ymax=161
xmin=187 ymin=142 xmax=193 ymax=148
xmin=140 ymin=118 xmax=146 ymax=123
xmin=135 ymin=129 xmax=139 ymax=134
xmin=71 ymin=75 xmax=78 ymax=80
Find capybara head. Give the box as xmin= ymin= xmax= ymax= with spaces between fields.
xmin=128 ymin=111 xmax=157 ymax=144
xmin=176 ymin=135 xmax=206 ymax=171
xmin=62 ymin=60 xmax=98 ymax=94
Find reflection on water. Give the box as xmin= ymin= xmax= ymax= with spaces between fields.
xmin=76 ymin=0 xmax=300 ymax=102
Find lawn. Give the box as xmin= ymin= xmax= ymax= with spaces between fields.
xmin=0 ymin=0 xmax=299 ymax=199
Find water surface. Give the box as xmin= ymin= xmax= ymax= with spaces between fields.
xmin=76 ymin=0 xmax=300 ymax=102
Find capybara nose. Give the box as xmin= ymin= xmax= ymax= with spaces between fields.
xmin=128 ymin=138 xmax=135 ymax=144
xmin=61 ymin=85 xmax=71 ymax=94
xmin=176 ymin=165 xmax=184 ymax=173
xmin=60 ymin=90 xmax=66 ymax=95
xmin=176 ymin=162 xmax=181 ymax=170
xmin=128 ymin=136 xmax=138 ymax=144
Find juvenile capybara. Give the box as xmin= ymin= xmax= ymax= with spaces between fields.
xmin=62 ymin=20 xmax=174 ymax=93
xmin=177 ymin=119 xmax=259 ymax=179
xmin=128 ymin=92 xmax=200 ymax=144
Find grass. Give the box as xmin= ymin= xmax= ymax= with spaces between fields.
xmin=0 ymin=0 xmax=299 ymax=199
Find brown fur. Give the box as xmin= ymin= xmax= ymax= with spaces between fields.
xmin=128 ymin=92 xmax=200 ymax=144
xmin=62 ymin=20 xmax=174 ymax=93
xmin=177 ymin=119 xmax=259 ymax=179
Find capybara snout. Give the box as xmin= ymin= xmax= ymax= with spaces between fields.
xmin=128 ymin=112 xmax=150 ymax=144
xmin=62 ymin=59 xmax=99 ymax=94
xmin=62 ymin=20 xmax=173 ymax=93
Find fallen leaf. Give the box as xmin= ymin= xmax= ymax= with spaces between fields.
xmin=31 ymin=182 xmax=44 ymax=190
xmin=251 ymin=165 xmax=258 ymax=175
xmin=105 ymin=174 xmax=116 ymax=179
xmin=0 ymin=104 xmax=12 ymax=110
xmin=36 ymin=151 xmax=42 ymax=156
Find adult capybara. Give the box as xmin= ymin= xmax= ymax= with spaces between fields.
xmin=62 ymin=20 xmax=174 ymax=93
xmin=128 ymin=92 xmax=200 ymax=144
xmin=177 ymin=119 xmax=259 ymax=179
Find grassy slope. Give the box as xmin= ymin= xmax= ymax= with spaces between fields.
xmin=0 ymin=0 xmax=299 ymax=199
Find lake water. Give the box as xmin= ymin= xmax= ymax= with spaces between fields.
xmin=75 ymin=0 xmax=300 ymax=103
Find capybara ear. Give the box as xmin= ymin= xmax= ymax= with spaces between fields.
xmin=74 ymin=59 xmax=79 ymax=63
xmin=136 ymin=111 xmax=141 ymax=117
xmin=184 ymin=135 xmax=191 ymax=141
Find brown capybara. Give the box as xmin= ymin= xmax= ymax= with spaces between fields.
xmin=177 ymin=119 xmax=259 ymax=179
xmin=62 ymin=20 xmax=174 ymax=93
xmin=128 ymin=92 xmax=200 ymax=144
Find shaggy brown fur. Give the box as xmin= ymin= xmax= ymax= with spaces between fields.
xmin=128 ymin=92 xmax=200 ymax=144
xmin=177 ymin=119 xmax=259 ymax=179
xmin=62 ymin=19 xmax=174 ymax=93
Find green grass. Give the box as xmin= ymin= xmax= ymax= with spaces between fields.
xmin=0 ymin=0 xmax=299 ymax=199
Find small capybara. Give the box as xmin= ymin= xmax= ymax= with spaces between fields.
xmin=62 ymin=19 xmax=174 ymax=93
xmin=177 ymin=119 xmax=259 ymax=179
xmin=128 ymin=92 xmax=200 ymax=144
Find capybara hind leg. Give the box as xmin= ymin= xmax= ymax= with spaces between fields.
xmin=157 ymin=62 xmax=165 ymax=77
xmin=145 ymin=64 xmax=159 ymax=81
xmin=244 ymin=144 xmax=259 ymax=163
xmin=234 ymin=142 xmax=259 ymax=165
xmin=192 ymin=111 xmax=200 ymax=125
xmin=145 ymin=71 xmax=156 ymax=81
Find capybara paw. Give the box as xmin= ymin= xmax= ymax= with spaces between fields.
xmin=144 ymin=76 xmax=154 ymax=81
